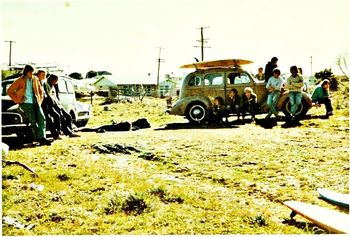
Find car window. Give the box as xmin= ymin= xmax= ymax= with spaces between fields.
xmin=204 ymin=73 xmax=223 ymax=86
xmin=57 ymin=80 xmax=67 ymax=93
xmin=2 ymin=82 xmax=13 ymax=96
xmin=188 ymin=75 xmax=202 ymax=86
xmin=227 ymin=72 xmax=251 ymax=85
xmin=66 ymin=80 xmax=75 ymax=94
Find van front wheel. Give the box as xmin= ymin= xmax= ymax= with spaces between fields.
xmin=186 ymin=103 xmax=208 ymax=124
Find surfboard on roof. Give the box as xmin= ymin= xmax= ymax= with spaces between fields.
xmin=180 ymin=59 xmax=253 ymax=69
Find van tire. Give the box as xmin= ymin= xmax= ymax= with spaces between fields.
xmin=282 ymin=97 xmax=309 ymax=118
xmin=186 ymin=102 xmax=208 ymax=124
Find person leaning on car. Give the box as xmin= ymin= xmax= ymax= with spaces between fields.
xmin=44 ymin=74 xmax=80 ymax=137
xmin=7 ymin=65 xmax=52 ymax=145
xmin=285 ymin=65 xmax=304 ymax=120
xmin=37 ymin=70 xmax=61 ymax=140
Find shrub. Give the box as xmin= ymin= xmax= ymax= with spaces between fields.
xmin=104 ymin=192 xmax=148 ymax=215
xmin=122 ymin=193 xmax=148 ymax=215
xmin=314 ymin=68 xmax=338 ymax=91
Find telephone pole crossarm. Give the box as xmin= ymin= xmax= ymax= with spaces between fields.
xmin=195 ymin=27 xmax=210 ymax=61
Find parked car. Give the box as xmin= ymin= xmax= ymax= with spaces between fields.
xmin=1 ymin=76 xmax=92 ymax=138
xmin=167 ymin=63 xmax=312 ymax=123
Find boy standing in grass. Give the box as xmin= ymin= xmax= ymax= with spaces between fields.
xmin=265 ymin=68 xmax=283 ymax=119
xmin=7 ymin=65 xmax=52 ymax=145
xmin=286 ymin=66 xmax=304 ymax=119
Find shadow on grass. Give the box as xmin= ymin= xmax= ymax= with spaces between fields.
xmin=2 ymin=136 xmax=34 ymax=150
xmin=282 ymin=218 xmax=328 ymax=234
xmin=154 ymin=120 xmax=249 ymax=131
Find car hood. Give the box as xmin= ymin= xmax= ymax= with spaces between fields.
xmin=75 ymin=101 xmax=92 ymax=112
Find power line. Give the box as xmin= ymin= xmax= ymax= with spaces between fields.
xmin=194 ymin=27 xmax=210 ymax=61
xmin=5 ymin=40 xmax=16 ymax=66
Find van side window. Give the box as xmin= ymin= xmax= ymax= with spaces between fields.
xmin=188 ymin=76 xmax=202 ymax=86
xmin=227 ymin=72 xmax=251 ymax=85
xmin=57 ymin=79 xmax=67 ymax=93
xmin=204 ymin=73 xmax=223 ymax=86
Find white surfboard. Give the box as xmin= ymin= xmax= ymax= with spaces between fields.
xmin=284 ymin=200 xmax=350 ymax=234
xmin=317 ymin=188 xmax=350 ymax=208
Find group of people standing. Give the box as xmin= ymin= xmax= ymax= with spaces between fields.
xmin=211 ymin=56 xmax=334 ymax=123
xmin=7 ymin=65 xmax=80 ymax=146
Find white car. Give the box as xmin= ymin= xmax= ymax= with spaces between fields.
xmin=2 ymin=76 xmax=92 ymax=139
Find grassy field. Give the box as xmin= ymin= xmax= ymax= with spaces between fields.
xmin=2 ymin=80 xmax=349 ymax=235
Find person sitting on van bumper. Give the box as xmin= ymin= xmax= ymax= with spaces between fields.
xmin=241 ymin=87 xmax=257 ymax=120
xmin=286 ymin=66 xmax=304 ymax=119
xmin=265 ymin=68 xmax=283 ymax=119
xmin=311 ymin=79 xmax=333 ymax=116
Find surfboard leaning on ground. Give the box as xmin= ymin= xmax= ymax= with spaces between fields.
xmin=283 ymin=200 xmax=350 ymax=234
xmin=317 ymin=188 xmax=350 ymax=209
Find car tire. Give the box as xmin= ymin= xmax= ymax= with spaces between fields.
xmin=75 ymin=119 xmax=89 ymax=128
xmin=16 ymin=128 xmax=33 ymax=143
xmin=186 ymin=103 xmax=208 ymax=124
xmin=282 ymin=97 xmax=309 ymax=118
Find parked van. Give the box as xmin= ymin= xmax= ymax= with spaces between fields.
xmin=167 ymin=59 xmax=312 ymax=123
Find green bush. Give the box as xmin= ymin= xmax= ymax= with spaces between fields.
xmin=314 ymin=68 xmax=338 ymax=91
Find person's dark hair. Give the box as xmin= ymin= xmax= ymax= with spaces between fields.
xmin=321 ymin=79 xmax=330 ymax=87
xmin=230 ymin=88 xmax=238 ymax=94
xmin=271 ymin=57 xmax=278 ymax=63
xmin=272 ymin=68 xmax=281 ymax=75
xmin=47 ymin=74 xmax=59 ymax=83
xmin=22 ymin=64 xmax=34 ymax=76
xmin=290 ymin=65 xmax=298 ymax=72
xmin=36 ymin=69 xmax=46 ymax=76
xmin=258 ymin=67 xmax=263 ymax=70
xmin=214 ymin=96 xmax=224 ymax=105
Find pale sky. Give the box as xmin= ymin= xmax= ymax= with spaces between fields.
xmin=1 ymin=0 xmax=349 ymax=83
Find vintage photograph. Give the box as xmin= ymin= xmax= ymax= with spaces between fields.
xmin=1 ymin=0 xmax=349 ymax=235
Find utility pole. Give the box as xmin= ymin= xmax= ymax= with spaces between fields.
xmin=5 ymin=40 xmax=16 ymax=66
xmin=156 ymin=47 xmax=165 ymax=97
xmin=310 ymin=56 xmax=313 ymax=76
xmin=195 ymin=26 xmax=210 ymax=61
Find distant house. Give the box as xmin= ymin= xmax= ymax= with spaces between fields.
xmin=159 ymin=74 xmax=183 ymax=97
xmin=93 ymin=75 xmax=118 ymax=91
xmin=112 ymin=82 xmax=157 ymax=97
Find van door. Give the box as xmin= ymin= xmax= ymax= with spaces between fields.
xmin=226 ymin=71 xmax=254 ymax=100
